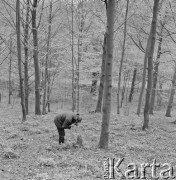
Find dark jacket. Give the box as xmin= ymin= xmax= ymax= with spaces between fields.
xmin=54 ymin=113 xmax=77 ymax=129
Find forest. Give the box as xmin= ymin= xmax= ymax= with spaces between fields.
xmin=0 ymin=0 xmax=176 ymax=179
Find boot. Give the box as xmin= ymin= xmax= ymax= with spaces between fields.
xmin=59 ymin=136 xmax=65 ymax=144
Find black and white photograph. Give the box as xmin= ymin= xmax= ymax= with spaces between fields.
xmin=0 ymin=0 xmax=176 ymax=179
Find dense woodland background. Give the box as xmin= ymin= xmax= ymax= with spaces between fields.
xmin=0 ymin=0 xmax=176 ymax=179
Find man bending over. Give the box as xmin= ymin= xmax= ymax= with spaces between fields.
xmin=54 ymin=113 xmax=82 ymax=144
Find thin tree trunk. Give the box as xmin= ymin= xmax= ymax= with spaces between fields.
xmin=121 ymin=74 xmax=126 ymax=108
xmin=99 ymin=0 xmax=115 ymax=149
xmin=24 ymin=0 xmax=30 ymax=114
xmin=165 ymin=64 xmax=176 ymax=117
xmin=71 ymin=0 xmax=76 ymax=112
xmin=16 ymin=0 xmax=26 ymax=121
xmin=95 ymin=33 xmax=106 ymax=113
xmin=46 ymin=54 xmax=51 ymax=113
xmin=42 ymin=0 xmax=52 ymax=115
xmin=90 ymin=72 xmax=98 ymax=95
xmin=157 ymin=81 xmax=162 ymax=108
xmin=125 ymin=73 xmax=130 ymax=106
xmin=76 ymin=2 xmax=84 ymax=114
xmin=143 ymin=0 xmax=159 ymax=130
xmin=149 ymin=26 xmax=163 ymax=114
xmin=31 ymin=0 xmax=41 ymax=115
xmin=121 ymin=70 xmax=129 ymax=107
xmin=129 ymin=68 xmax=137 ymax=103
xmin=77 ymin=38 xmax=80 ymax=114
xmin=9 ymin=35 xmax=12 ymax=104
xmin=117 ymin=0 xmax=129 ymax=114
xmin=137 ymin=36 xmax=151 ymax=115
xmin=47 ymin=84 xmax=51 ymax=112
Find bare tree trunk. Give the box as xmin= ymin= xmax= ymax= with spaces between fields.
xmin=117 ymin=0 xmax=129 ymax=114
xmin=77 ymin=38 xmax=80 ymax=114
xmin=157 ymin=81 xmax=162 ymax=108
xmin=149 ymin=26 xmax=163 ymax=114
xmin=99 ymin=0 xmax=115 ymax=149
xmin=31 ymin=0 xmax=41 ymax=115
xmin=165 ymin=64 xmax=176 ymax=117
xmin=137 ymin=36 xmax=151 ymax=115
xmin=90 ymin=72 xmax=98 ymax=95
xmin=46 ymin=56 xmax=51 ymax=112
xmin=9 ymin=35 xmax=12 ymax=104
xmin=76 ymin=1 xmax=84 ymax=114
xmin=47 ymin=80 xmax=51 ymax=112
xmin=16 ymin=0 xmax=26 ymax=121
xmin=121 ymin=70 xmax=129 ymax=107
xmin=129 ymin=68 xmax=137 ymax=103
xmin=95 ymin=33 xmax=106 ymax=113
xmin=143 ymin=0 xmax=159 ymax=130
xmin=71 ymin=0 xmax=76 ymax=112
xmin=24 ymin=0 xmax=30 ymax=114
xmin=42 ymin=0 xmax=52 ymax=115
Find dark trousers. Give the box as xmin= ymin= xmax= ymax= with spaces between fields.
xmin=57 ymin=128 xmax=65 ymax=144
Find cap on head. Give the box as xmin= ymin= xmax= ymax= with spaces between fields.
xmin=75 ymin=113 xmax=82 ymax=124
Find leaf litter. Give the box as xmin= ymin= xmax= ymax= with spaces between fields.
xmin=0 ymin=105 xmax=176 ymax=179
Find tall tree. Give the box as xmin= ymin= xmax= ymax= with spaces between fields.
xmin=16 ymin=0 xmax=26 ymax=121
xmin=24 ymin=0 xmax=30 ymax=114
xmin=99 ymin=0 xmax=115 ymax=149
xmin=129 ymin=68 xmax=137 ymax=103
xmin=164 ymin=0 xmax=176 ymax=117
xmin=76 ymin=1 xmax=84 ymax=114
xmin=117 ymin=0 xmax=129 ymax=114
xmin=121 ymin=70 xmax=129 ymax=107
xmin=149 ymin=20 xmax=164 ymax=114
xmin=137 ymin=36 xmax=151 ymax=115
xmin=165 ymin=63 xmax=176 ymax=117
xmin=143 ymin=0 xmax=160 ymax=130
xmin=42 ymin=0 xmax=52 ymax=115
xmin=9 ymin=34 xmax=12 ymax=105
xmin=31 ymin=0 xmax=41 ymax=115
xmin=95 ymin=33 xmax=106 ymax=113
xmin=71 ymin=0 xmax=76 ymax=112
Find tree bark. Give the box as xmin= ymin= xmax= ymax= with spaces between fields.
xmin=31 ymin=0 xmax=41 ymax=115
xmin=99 ymin=0 xmax=115 ymax=149
xmin=143 ymin=0 xmax=159 ymax=130
xmin=47 ymin=80 xmax=51 ymax=112
xmin=42 ymin=0 xmax=52 ymax=115
xmin=77 ymin=39 xmax=81 ymax=114
xmin=24 ymin=0 xmax=30 ymax=114
xmin=117 ymin=0 xmax=129 ymax=114
xmin=76 ymin=1 xmax=84 ymax=114
xmin=95 ymin=33 xmax=106 ymax=113
xmin=90 ymin=72 xmax=98 ymax=95
xmin=71 ymin=0 xmax=76 ymax=112
xmin=16 ymin=0 xmax=26 ymax=121
xmin=137 ymin=36 xmax=151 ymax=115
xmin=157 ymin=81 xmax=162 ymax=108
xmin=165 ymin=65 xmax=176 ymax=117
xmin=121 ymin=70 xmax=129 ymax=107
xmin=129 ymin=68 xmax=137 ymax=103
xmin=9 ymin=35 xmax=12 ymax=104
xmin=149 ymin=26 xmax=163 ymax=114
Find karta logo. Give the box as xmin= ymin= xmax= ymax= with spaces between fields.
xmin=103 ymin=158 xmax=175 ymax=179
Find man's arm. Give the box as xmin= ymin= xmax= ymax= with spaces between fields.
xmin=62 ymin=118 xmax=72 ymax=129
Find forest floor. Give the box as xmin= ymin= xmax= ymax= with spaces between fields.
xmin=0 ymin=100 xmax=176 ymax=180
